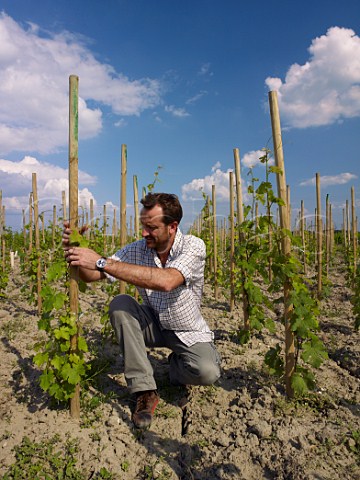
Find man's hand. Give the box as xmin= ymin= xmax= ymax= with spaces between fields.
xmin=63 ymin=222 xmax=104 ymax=282
xmin=65 ymin=245 xmax=102 ymax=270
xmin=62 ymin=222 xmax=88 ymax=251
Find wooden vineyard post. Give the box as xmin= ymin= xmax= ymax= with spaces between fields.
xmin=62 ymin=190 xmax=67 ymax=222
xmin=90 ymin=198 xmax=94 ymax=241
xmin=111 ymin=209 xmax=117 ymax=251
xmin=325 ymin=194 xmax=330 ymax=276
xmin=0 ymin=191 xmax=2 ymax=242
xmin=229 ymin=172 xmax=235 ymax=312
xmin=28 ymin=193 xmax=33 ymax=255
xmin=22 ymin=209 xmax=26 ymax=253
xmin=1 ymin=238 xmax=5 ymax=271
xmin=119 ymin=144 xmax=127 ymax=295
xmin=212 ymin=185 xmax=218 ymax=300
xmin=133 ymin=175 xmax=140 ymax=301
xmin=300 ymin=200 xmax=306 ymax=274
xmin=52 ymin=205 xmax=56 ymax=251
xmin=269 ymin=90 xmax=295 ymax=398
xmin=330 ymin=205 xmax=334 ymax=256
xmin=233 ymin=149 xmax=244 ymax=225
xmin=41 ymin=213 xmax=45 ymax=244
xmin=287 ymin=185 xmax=291 ymax=231
xmin=316 ymin=173 xmax=322 ymax=297
xmin=103 ymin=204 xmax=107 ymax=255
xmin=133 ymin=175 xmax=140 ymax=240
xmin=343 ymin=208 xmax=346 ymax=249
xmin=351 ymin=186 xmax=357 ymax=282
xmin=32 ymin=173 xmax=42 ymax=314
xmin=346 ymin=200 xmax=350 ymax=249
xmin=233 ymin=148 xmax=249 ymax=330
xmin=68 ymin=74 xmax=80 ymax=419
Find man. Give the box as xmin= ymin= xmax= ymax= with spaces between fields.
xmin=63 ymin=193 xmax=221 ymax=429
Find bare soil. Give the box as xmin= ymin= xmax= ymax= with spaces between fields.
xmin=0 ymin=259 xmax=359 ymax=479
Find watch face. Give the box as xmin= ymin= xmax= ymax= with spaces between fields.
xmin=96 ymin=258 xmax=107 ymax=269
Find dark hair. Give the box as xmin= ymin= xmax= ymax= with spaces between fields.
xmin=140 ymin=193 xmax=183 ymax=225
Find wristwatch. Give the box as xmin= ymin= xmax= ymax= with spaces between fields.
xmin=96 ymin=257 xmax=107 ymax=271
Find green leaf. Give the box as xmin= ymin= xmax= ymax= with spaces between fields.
xmin=237 ymin=329 xmax=251 ymax=345
xmin=33 ymin=352 xmax=49 ymax=367
xmin=69 ymin=230 xmax=89 ymax=248
xmin=53 ymin=292 xmax=67 ymax=310
xmin=291 ymin=372 xmax=309 ymax=396
xmin=256 ymin=181 xmax=272 ymax=195
xmin=60 ymin=340 xmax=70 ymax=352
xmin=46 ymin=261 xmax=66 ymax=282
xmin=61 ymin=363 xmax=81 ymax=385
xmin=37 ymin=317 xmax=50 ymax=331
xmin=51 ymin=355 xmax=65 ymax=371
xmin=54 ymin=327 xmax=70 ymax=340
xmin=301 ymin=335 xmax=328 ymax=368
xmin=291 ymin=368 xmax=316 ymax=396
xmin=264 ymin=344 xmax=284 ymax=376
xmin=250 ymin=316 xmax=264 ymax=331
xmin=39 ymin=371 xmax=55 ymax=392
xmin=269 ymin=166 xmax=283 ymax=175
xmin=48 ymin=382 xmax=65 ymax=401
xmin=77 ymin=336 xmax=88 ymax=352
xmin=264 ymin=318 xmax=276 ymax=333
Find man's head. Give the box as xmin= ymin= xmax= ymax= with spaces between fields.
xmin=140 ymin=193 xmax=183 ymax=253
xmin=140 ymin=193 xmax=183 ymax=225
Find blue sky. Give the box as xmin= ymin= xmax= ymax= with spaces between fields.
xmin=0 ymin=0 xmax=359 ymax=232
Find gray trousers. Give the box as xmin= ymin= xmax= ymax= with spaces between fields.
xmin=109 ymin=294 xmax=221 ymax=394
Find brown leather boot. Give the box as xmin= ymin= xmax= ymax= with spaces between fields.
xmin=132 ymin=390 xmax=159 ymax=429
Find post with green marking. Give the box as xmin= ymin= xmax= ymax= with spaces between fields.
xmin=68 ymin=74 xmax=80 ymax=419
xmin=269 ymin=90 xmax=295 ymax=398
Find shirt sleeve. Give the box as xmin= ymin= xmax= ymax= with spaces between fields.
xmin=168 ymin=236 xmax=206 ymax=287
xmin=103 ymin=240 xmax=144 ymax=282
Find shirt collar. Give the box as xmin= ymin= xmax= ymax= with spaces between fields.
xmin=168 ymin=228 xmax=183 ymax=259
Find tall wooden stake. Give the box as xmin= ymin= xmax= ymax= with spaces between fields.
xmin=28 ymin=193 xmax=33 ymax=255
xmin=233 ymin=149 xmax=244 ymax=224
xmin=68 ymin=74 xmax=80 ymax=419
xmin=32 ymin=173 xmax=42 ymax=314
xmin=229 ymin=172 xmax=235 ymax=312
xmin=351 ymin=186 xmax=357 ymax=281
xmin=133 ymin=175 xmax=140 ymax=240
xmin=316 ymin=173 xmax=322 ymax=297
xmin=300 ymin=200 xmax=306 ymax=274
xmin=269 ymin=90 xmax=294 ymax=398
xmin=119 ymin=145 xmax=127 ymax=294
xmin=325 ymin=194 xmax=330 ymax=276
xmin=234 ymin=148 xmax=249 ymax=329
xmin=103 ymin=204 xmax=107 ymax=255
xmin=52 ymin=205 xmax=57 ymax=251
xmin=212 ymin=185 xmax=218 ymax=300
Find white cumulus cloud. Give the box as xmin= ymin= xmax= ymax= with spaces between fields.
xmin=181 ymin=163 xmax=234 ymax=201
xmin=242 ymin=150 xmax=269 ymax=168
xmin=265 ymin=27 xmax=360 ymax=128
xmin=0 ymin=156 xmax=97 ymax=217
xmin=0 ymin=13 xmax=162 ymax=155
xmin=299 ymin=172 xmax=358 ymax=187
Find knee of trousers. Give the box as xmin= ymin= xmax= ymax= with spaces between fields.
xmin=173 ymin=356 xmax=221 ymax=386
xmin=195 ymin=360 xmax=221 ymax=385
xmin=109 ymin=294 xmax=139 ymax=327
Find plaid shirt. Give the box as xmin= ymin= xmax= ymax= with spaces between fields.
xmin=109 ymin=229 xmax=213 ymax=347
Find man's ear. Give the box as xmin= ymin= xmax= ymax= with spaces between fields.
xmin=169 ymin=221 xmax=178 ymax=234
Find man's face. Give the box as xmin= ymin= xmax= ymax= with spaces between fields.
xmin=140 ymin=205 xmax=177 ymax=253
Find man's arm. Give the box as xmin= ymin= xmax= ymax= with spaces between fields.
xmin=66 ymin=247 xmax=184 ymax=291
